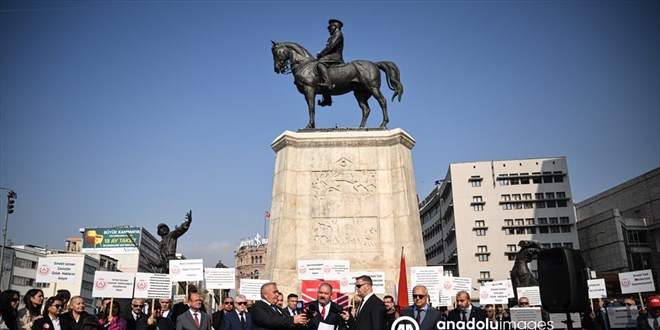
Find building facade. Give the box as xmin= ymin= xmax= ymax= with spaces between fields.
xmin=576 ymin=167 xmax=660 ymax=278
xmin=234 ymin=233 xmax=267 ymax=289
xmin=420 ymin=157 xmax=580 ymax=286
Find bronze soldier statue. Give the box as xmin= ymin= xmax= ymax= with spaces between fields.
xmin=510 ymin=240 xmax=544 ymax=295
xmin=150 ymin=210 xmax=192 ymax=273
xmin=316 ymin=19 xmax=344 ymax=107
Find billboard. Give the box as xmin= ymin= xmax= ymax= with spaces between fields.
xmin=81 ymin=227 xmax=141 ymax=254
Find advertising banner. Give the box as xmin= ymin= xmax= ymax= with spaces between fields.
xmin=81 ymin=227 xmax=141 ymax=254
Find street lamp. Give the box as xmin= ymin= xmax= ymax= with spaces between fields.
xmin=0 ymin=189 xmax=17 ymax=290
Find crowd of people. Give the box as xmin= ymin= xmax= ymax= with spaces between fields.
xmin=1 ymin=279 xmax=658 ymax=330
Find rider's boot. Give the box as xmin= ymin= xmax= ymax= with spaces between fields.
xmin=317 ymin=64 xmax=333 ymax=89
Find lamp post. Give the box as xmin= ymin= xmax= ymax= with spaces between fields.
xmin=0 ymin=189 xmax=16 ymax=290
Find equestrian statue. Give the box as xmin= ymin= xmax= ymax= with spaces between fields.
xmin=271 ymin=19 xmax=403 ymax=129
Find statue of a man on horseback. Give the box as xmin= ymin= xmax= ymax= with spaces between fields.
xmin=271 ymin=19 xmax=403 ymax=129
xmin=316 ymin=19 xmax=344 ymax=107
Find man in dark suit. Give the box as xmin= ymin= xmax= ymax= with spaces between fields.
xmin=282 ymin=294 xmax=299 ymax=317
xmin=159 ymin=299 xmax=175 ymax=324
xmin=125 ymin=299 xmax=147 ymax=330
xmin=137 ymin=301 xmax=175 ymax=330
xmin=223 ymin=295 xmax=252 ymax=330
xmin=344 ymin=275 xmax=385 ymax=330
xmin=213 ymin=297 xmax=235 ymax=330
xmin=447 ymin=291 xmax=487 ymax=327
xmin=176 ymin=293 xmax=211 ymax=330
xmin=251 ymin=282 xmax=307 ymax=330
xmin=173 ymin=285 xmax=207 ymax=326
xmin=401 ymin=285 xmax=442 ymax=330
xmin=306 ymin=283 xmax=347 ymax=330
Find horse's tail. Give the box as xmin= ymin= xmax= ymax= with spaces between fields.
xmin=376 ymin=61 xmax=403 ymax=102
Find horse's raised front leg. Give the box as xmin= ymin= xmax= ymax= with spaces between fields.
xmin=304 ymin=87 xmax=316 ymax=129
xmin=353 ymin=90 xmax=372 ymax=128
xmin=370 ymin=87 xmax=389 ymax=128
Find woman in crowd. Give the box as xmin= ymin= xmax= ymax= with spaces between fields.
xmin=98 ymin=302 xmax=125 ymax=330
xmin=32 ymin=296 xmax=68 ymax=330
xmin=0 ymin=290 xmax=21 ymax=330
xmin=18 ymin=289 xmax=44 ymax=330
xmin=61 ymin=296 xmax=100 ymax=330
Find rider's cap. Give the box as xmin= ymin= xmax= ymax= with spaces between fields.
xmin=329 ymin=19 xmax=343 ymax=29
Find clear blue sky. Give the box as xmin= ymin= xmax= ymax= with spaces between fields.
xmin=1 ymin=1 xmax=658 ymax=268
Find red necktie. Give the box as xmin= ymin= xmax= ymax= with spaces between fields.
xmin=194 ymin=312 xmax=200 ymax=327
xmin=321 ymin=305 xmax=326 ymax=320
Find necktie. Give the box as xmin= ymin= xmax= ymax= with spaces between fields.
xmin=653 ymin=317 xmax=659 ymax=330
xmin=321 ymin=305 xmax=326 ymax=320
xmin=240 ymin=312 xmax=246 ymax=329
xmin=416 ymin=308 xmax=422 ymax=323
xmin=194 ymin=312 xmax=200 ymax=327
xmin=272 ymin=305 xmax=283 ymax=316
xmin=461 ymin=310 xmax=467 ymax=321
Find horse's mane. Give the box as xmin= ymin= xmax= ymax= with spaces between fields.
xmin=280 ymin=42 xmax=313 ymax=59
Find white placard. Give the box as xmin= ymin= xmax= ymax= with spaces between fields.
xmin=35 ymin=257 xmax=78 ymax=283
xmin=320 ymin=260 xmax=350 ymax=278
xmin=134 ymin=273 xmax=173 ymax=299
xmin=509 ymin=307 xmax=542 ymax=323
xmin=298 ymin=260 xmax=324 ymax=279
xmin=328 ymin=272 xmax=355 ymax=293
xmin=516 ymin=287 xmax=541 ymax=306
xmin=479 ymin=286 xmax=509 ymax=304
xmin=588 ymin=279 xmax=607 ymax=299
xmin=452 ymin=277 xmax=472 ymax=293
xmin=606 ymin=306 xmax=639 ymax=328
xmin=484 ymin=280 xmax=515 ymax=298
xmin=549 ymin=313 xmax=581 ymax=329
xmin=411 ymin=266 xmax=443 ymax=305
xmin=439 ymin=276 xmax=472 ymax=295
xmin=205 ymin=268 xmax=236 ymax=289
xmin=619 ymin=269 xmax=655 ymax=294
xmin=169 ymin=259 xmax=204 ymax=282
xmin=93 ymin=271 xmax=135 ymax=298
xmin=239 ymin=279 xmax=269 ymax=300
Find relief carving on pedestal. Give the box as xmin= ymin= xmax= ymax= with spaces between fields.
xmin=312 ymin=218 xmax=380 ymax=251
xmin=312 ymin=157 xmax=378 ymax=217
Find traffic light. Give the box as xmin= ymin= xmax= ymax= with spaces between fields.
xmin=6 ymin=191 xmax=16 ymax=214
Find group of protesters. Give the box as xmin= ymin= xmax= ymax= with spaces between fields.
xmin=3 ymin=279 xmax=659 ymax=330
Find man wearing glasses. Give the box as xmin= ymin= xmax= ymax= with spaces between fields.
xmin=401 ymin=285 xmax=442 ymax=330
xmin=517 ymin=297 xmax=530 ymax=308
xmin=222 ymin=295 xmax=252 ymax=330
xmin=344 ymin=275 xmax=385 ymax=330
xmin=252 ymin=282 xmax=307 ymax=330
xmin=126 ymin=299 xmax=147 ymax=330
xmin=213 ymin=297 xmax=235 ymax=330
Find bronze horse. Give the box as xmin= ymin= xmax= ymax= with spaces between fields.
xmin=271 ymin=41 xmax=403 ymax=129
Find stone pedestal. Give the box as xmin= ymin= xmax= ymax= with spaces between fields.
xmin=264 ymin=128 xmax=426 ymax=296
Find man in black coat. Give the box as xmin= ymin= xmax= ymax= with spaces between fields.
xmin=251 ymin=282 xmax=307 ymax=330
xmin=125 ymin=299 xmax=147 ymax=330
xmin=212 ymin=297 xmax=235 ymax=330
xmin=137 ymin=301 xmax=174 ymax=330
xmin=401 ymin=285 xmax=442 ymax=330
xmin=344 ymin=275 xmax=385 ymax=330
xmin=306 ymin=283 xmax=347 ymax=330
xmin=447 ymin=291 xmax=487 ymax=327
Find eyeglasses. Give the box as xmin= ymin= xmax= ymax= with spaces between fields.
xmin=224 ymin=301 xmax=234 ymax=305
xmin=355 ymin=284 xmax=368 ymax=289
xmin=236 ymin=302 xmax=248 ymax=306
xmin=519 ymin=302 xmax=530 ymax=306
xmin=10 ymin=298 xmax=19 ymax=302
xmin=51 ymin=304 xmax=63 ymax=309
xmin=133 ymin=304 xmax=144 ymax=308
xmin=413 ymin=294 xmax=426 ymax=299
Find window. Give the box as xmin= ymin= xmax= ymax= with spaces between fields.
xmin=526 ymin=218 xmax=535 ymax=225
xmin=543 ymin=175 xmax=553 ymax=183
xmin=502 ymin=194 xmax=511 ymax=201
xmin=84 ymin=264 xmax=96 ymax=275
xmin=480 ymin=271 xmax=491 ymax=279
xmin=532 ymin=173 xmax=542 ymax=184
xmin=507 ymin=244 xmax=517 ymax=252
xmin=549 ymin=217 xmax=559 ymax=224
xmin=512 ymin=194 xmax=521 ymax=201
xmin=539 ymin=227 xmax=549 ymax=234
xmin=476 ymin=229 xmax=486 ymax=236
xmin=516 ymin=228 xmax=525 ymax=234
xmin=550 ymin=227 xmax=560 ymax=233
xmin=563 ymin=243 xmax=574 ymax=249
xmin=82 ymin=280 xmax=94 ymax=291
xmin=499 ymin=177 xmax=509 ymax=186
xmin=515 ymin=219 xmax=524 ymax=226
xmin=541 ymin=243 xmax=551 ymax=249
xmin=538 ymin=218 xmax=548 ymax=224
xmin=560 ymin=217 xmax=569 ymax=224
xmin=474 ymin=204 xmax=484 ymax=211
xmin=475 ymin=220 xmax=485 ymax=227
xmin=535 ymin=193 xmax=544 ymax=200
xmin=508 ymin=254 xmax=517 ymax=261
xmin=556 ymin=192 xmax=566 ymax=199
xmin=12 ymin=276 xmax=34 ymax=286
xmin=504 ymin=219 xmax=514 ymax=226
xmin=502 ymin=203 xmax=512 ymax=210
xmin=520 ymin=174 xmax=530 ymax=184
xmin=553 ymin=172 xmax=564 ymax=182
xmin=471 ymin=180 xmax=482 ymax=187
xmin=526 ymin=228 xmax=536 ymax=234
xmin=523 ymin=193 xmax=532 ymax=200
xmin=626 ymin=230 xmax=649 ymax=246
xmin=478 ymin=246 xmax=488 ymax=253
xmin=473 ymin=196 xmax=483 ymax=202
xmin=552 ymin=243 xmax=563 ymax=248
xmin=478 ymin=255 xmax=489 ymax=261
xmin=14 ymin=258 xmax=37 ymax=269
xmin=505 ymin=228 xmax=515 ymax=235
xmin=523 ymin=202 xmax=534 ymax=209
